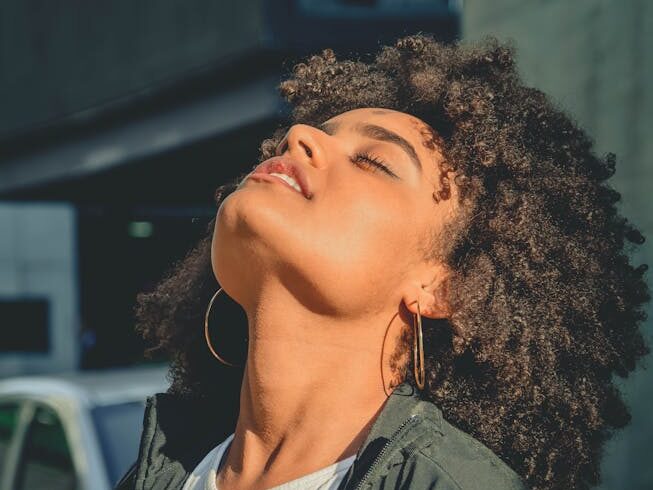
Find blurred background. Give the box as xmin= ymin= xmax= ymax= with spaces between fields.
xmin=0 ymin=1 xmax=650 ymax=489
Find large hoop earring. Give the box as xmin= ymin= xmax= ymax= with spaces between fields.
xmin=413 ymin=301 xmax=426 ymax=390
xmin=204 ymin=287 xmax=243 ymax=367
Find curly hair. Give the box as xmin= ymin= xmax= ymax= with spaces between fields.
xmin=134 ymin=34 xmax=650 ymax=490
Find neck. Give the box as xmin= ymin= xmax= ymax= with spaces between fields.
xmin=217 ymin=282 xmax=408 ymax=490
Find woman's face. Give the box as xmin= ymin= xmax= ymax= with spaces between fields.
xmin=213 ymin=107 xmax=459 ymax=317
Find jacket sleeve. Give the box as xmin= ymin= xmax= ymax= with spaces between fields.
xmin=113 ymin=461 xmax=137 ymax=490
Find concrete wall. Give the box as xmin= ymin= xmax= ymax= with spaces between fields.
xmin=0 ymin=203 xmax=79 ymax=376
xmin=463 ymin=1 xmax=652 ymax=488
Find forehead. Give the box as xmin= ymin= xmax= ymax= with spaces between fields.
xmin=326 ymin=108 xmax=441 ymax=153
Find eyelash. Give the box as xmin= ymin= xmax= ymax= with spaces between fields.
xmin=350 ymin=151 xmax=396 ymax=177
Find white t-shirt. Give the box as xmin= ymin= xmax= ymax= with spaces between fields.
xmin=181 ymin=433 xmax=357 ymax=490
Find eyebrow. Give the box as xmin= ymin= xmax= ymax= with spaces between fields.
xmin=317 ymin=120 xmax=423 ymax=174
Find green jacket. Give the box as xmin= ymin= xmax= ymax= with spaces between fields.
xmin=115 ymin=382 xmax=527 ymax=489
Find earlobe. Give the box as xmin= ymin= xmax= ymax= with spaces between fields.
xmin=401 ymin=271 xmax=470 ymax=354
xmin=402 ymin=263 xmax=452 ymax=319
xmin=402 ymin=283 xmax=449 ymax=320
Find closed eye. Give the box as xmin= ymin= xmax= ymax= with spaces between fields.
xmin=350 ymin=151 xmax=398 ymax=178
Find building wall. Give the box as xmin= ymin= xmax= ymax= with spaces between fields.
xmin=463 ymin=1 xmax=652 ymax=488
xmin=0 ymin=203 xmax=79 ymax=376
xmin=0 ymin=0 xmax=264 ymax=139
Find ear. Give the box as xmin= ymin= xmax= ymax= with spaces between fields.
xmin=401 ymin=262 xmax=451 ymax=320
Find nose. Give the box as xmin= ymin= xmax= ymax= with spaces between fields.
xmin=277 ymin=124 xmax=327 ymax=170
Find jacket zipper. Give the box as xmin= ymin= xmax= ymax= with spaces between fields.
xmin=351 ymin=414 xmax=420 ymax=490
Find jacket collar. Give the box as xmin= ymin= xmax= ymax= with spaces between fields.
xmin=338 ymin=382 xmax=443 ymax=489
xmin=356 ymin=381 xmax=442 ymax=457
xmin=134 ymin=381 xmax=442 ymax=489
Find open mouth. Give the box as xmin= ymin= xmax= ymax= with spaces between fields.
xmin=267 ymin=172 xmax=302 ymax=193
xmin=246 ymin=172 xmax=306 ymax=197
xmin=250 ymin=156 xmax=313 ymax=199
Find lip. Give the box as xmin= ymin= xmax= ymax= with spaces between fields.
xmin=249 ymin=156 xmax=313 ymax=200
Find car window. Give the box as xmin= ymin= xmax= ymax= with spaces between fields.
xmin=14 ymin=405 xmax=77 ymax=490
xmin=91 ymin=400 xmax=146 ymax=486
xmin=0 ymin=402 xmax=21 ymax=476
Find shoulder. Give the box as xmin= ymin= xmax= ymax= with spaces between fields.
xmin=410 ymin=412 xmax=526 ymax=490
xmin=113 ymin=392 xmax=235 ymax=490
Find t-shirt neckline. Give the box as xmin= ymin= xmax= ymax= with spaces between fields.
xmin=211 ymin=433 xmax=357 ymax=490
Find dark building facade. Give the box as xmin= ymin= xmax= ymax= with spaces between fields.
xmin=0 ymin=0 xmax=459 ymax=373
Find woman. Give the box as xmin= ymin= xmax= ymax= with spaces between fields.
xmin=116 ymin=34 xmax=650 ymax=490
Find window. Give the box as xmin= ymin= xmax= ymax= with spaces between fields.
xmin=0 ymin=298 xmax=50 ymax=353
xmin=14 ymin=405 xmax=77 ymax=490
xmin=91 ymin=401 xmax=145 ymax=486
xmin=0 ymin=402 xmax=20 ymax=476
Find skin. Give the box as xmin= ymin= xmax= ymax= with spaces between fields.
xmin=211 ymin=107 xmax=460 ymax=489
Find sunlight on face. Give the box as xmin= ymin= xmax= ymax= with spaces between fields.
xmin=212 ymin=108 xmax=459 ymax=317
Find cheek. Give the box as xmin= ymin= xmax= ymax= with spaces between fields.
xmin=302 ymin=186 xmax=418 ymax=301
xmin=210 ymin=179 xmax=421 ymax=315
xmin=317 ymin=195 xmax=408 ymax=265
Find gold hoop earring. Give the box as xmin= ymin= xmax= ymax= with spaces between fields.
xmin=204 ymin=287 xmax=243 ymax=367
xmin=413 ymin=301 xmax=426 ymax=390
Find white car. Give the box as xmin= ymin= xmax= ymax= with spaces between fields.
xmin=0 ymin=364 xmax=169 ymax=490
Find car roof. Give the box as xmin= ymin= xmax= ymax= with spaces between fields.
xmin=0 ymin=364 xmax=171 ymax=407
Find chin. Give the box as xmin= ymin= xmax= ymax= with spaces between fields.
xmin=211 ymin=188 xmax=304 ymax=298
xmin=216 ymin=186 xmax=301 ymax=247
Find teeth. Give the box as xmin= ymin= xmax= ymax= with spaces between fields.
xmin=269 ymin=172 xmax=302 ymax=194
